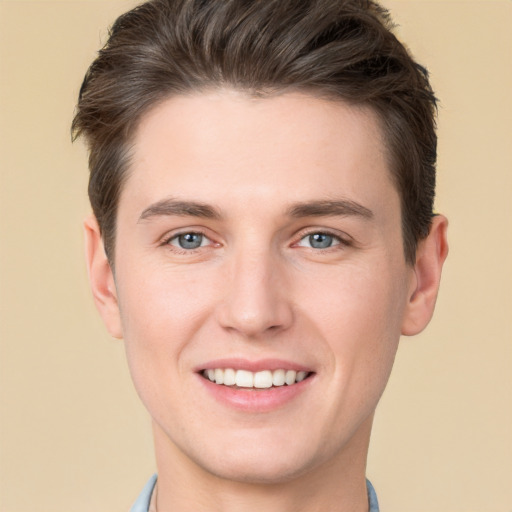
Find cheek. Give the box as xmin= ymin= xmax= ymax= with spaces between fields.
xmin=118 ymin=256 xmax=213 ymax=326
xmin=114 ymin=261 xmax=218 ymax=383
xmin=300 ymin=260 xmax=408 ymax=392
xmin=302 ymin=259 xmax=407 ymax=337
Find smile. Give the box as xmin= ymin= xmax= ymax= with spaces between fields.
xmin=201 ymin=368 xmax=311 ymax=388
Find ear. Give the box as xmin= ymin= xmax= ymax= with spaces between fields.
xmin=84 ymin=215 xmax=123 ymax=339
xmin=401 ymin=215 xmax=449 ymax=336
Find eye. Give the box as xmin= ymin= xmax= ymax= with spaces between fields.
xmin=168 ymin=232 xmax=210 ymax=250
xmin=297 ymin=232 xmax=341 ymax=249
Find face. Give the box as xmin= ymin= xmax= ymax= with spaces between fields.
xmin=95 ymin=91 xmax=424 ymax=483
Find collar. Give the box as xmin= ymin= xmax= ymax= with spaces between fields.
xmin=130 ymin=474 xmax=380 ymax=512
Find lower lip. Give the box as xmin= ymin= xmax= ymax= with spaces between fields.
xmin=197 ymin=374 xmax=314 ymax=413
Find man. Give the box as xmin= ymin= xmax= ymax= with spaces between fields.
xmin=73 ymin=0 xmax=448 ymax=510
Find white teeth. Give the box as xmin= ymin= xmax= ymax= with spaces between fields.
xmin=235 ymin=370 xmax=254 ymax=388
xmin=285 ymin=370 xmax=297 ymax=385
xmin=203 ymin=368 xmax=309 ymax=388
xmin=296 ymin=371 xmax=307 ymax=382
xmin=223 ymin=368 xmax=236 ymax=386
xmin=254 ymin=370 xmax=273 ymax=389
xmin=272 ymin=369 xmax=286 ymax=386
xmin=214 ymin=368 xmax=224 ymax=385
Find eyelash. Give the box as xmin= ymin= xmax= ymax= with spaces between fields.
xmin=293 ymin=228 xmax=353 ymax=251
xmin=161 ymin=230 xmax=215 ymax=254
xmin=160 ymin=228 xmax=352 ymax=254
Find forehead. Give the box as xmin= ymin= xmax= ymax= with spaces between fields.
xmin=121 ymin=90 xmax=396 ymax=217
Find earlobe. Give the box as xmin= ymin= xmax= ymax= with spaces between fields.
xmin=401 ymin=215 xmax=449 ymax=336
xmin=84 ymin=215 xmax=123 ymax=339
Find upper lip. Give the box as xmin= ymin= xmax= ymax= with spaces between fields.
xmin=196 ymin=358 xmax=313 ymax=373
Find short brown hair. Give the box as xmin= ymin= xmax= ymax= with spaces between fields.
xmin=72 ymin=0 xmax=437 ymax=265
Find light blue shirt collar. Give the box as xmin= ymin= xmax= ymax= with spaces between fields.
xmin=366 ymin=478 xmax=380 ymax=512
xmin=130 ymin=474 xmax=380 ymax=512
xmin=130 ymin=474 xmax=157 ymax=512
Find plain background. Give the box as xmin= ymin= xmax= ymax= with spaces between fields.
xmin=0 ymin=1 xmax=511 ymax=511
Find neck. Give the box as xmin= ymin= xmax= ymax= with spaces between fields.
xmin=152 ymin=416 xmax=373 ymax=512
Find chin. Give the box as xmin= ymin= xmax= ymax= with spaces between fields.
xmin=182 ymin=430 xmax=329 ymax=485
xmin=199 ymin=452 xmax=316 ymax=485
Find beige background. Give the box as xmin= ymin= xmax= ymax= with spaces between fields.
xmin=1 ymin=1 xmax=511 ymax=510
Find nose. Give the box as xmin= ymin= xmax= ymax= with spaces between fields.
xmin=215 ymin=247 xmax=294 ymax=339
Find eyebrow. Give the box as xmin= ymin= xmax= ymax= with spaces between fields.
xmin=287 ymin=199 xmax=374 ymax=220
xmin=138 ymin=197 xmax=373 ymax=223
xmin=138 ymin=198 xmax=222 ymax=222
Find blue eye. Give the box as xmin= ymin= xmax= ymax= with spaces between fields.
xmin=298 ymin=232 xmax=340 ymax=249
xmin=169 ymin=232 xmax=207 ymax=250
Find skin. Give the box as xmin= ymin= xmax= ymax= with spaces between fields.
xmin=85 ymin=91 xmax=448 ymax=512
